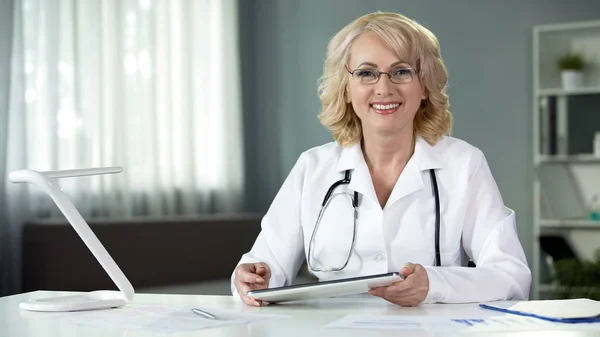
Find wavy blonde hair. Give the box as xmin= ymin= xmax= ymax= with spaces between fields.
xmin=317 ymin=12 xmax=452 ymax=146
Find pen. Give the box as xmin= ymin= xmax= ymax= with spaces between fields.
xmin=191 ymin=308 xmax=217 ymax=320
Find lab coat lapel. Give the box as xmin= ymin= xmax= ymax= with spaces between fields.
xmin=385 ymin=137 xmax=443 ymax=208
xmin=335 ymin=143 xmax=378 ymax=205
xmin=348 ymin=159 xmax=377 ymax=204
xmin=385 ymin=159 xmax=423 ymax=208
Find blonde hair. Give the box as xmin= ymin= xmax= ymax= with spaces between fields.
xmin=317 ymin=12 xmax=452 ymax=146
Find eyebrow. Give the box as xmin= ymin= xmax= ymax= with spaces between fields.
xmin=355 ymin=61 xmax=409 ymax=69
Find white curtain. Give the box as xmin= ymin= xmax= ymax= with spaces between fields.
xmin=1 ymin=0 xmax=244 ymax=295
xmin=14 ymin=0 xmax=244 ymax=217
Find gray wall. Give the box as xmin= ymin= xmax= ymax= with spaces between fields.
xmin=239 ymin=0 xmax=600 ymax=265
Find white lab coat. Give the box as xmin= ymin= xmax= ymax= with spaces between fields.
xmin=232 ymin=136 xmax=531 ymax=303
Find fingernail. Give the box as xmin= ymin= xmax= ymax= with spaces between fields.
xmin=256 ymin=277 xmax=264 ymax=283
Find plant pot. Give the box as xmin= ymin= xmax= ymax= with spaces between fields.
xmin=561 ymin=70 xmax=583 ymax=90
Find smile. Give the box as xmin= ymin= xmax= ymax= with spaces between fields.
xmin=370 ymin=103 xmax=401 ymax=115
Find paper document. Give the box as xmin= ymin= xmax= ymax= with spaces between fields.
xmin=21 ymin=304 xmax=288 ymax=332
xmin=497 ymin=299 xmax=600 ymax=319
xmin=326 ymin=314 xmax=600 ymax=332
xmin=479 ymin=299 xmax=600 ymax=323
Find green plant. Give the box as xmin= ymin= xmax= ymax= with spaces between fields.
xmin=552 ymin=248 xmax=600 ymax=300
xmin=557 ymin=54 xmax=585 ymax=71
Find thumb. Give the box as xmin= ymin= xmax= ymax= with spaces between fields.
xmin=401 ymin=263 xmax=417 ymax=277
xmin=254 ymin=263 xmax=270 ymax=277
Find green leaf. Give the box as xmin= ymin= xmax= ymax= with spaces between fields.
xmin=557 ymin=54 xmax=585 ymax=70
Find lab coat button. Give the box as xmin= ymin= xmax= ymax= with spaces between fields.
xmin=374 ymin=254 xmax=385 ymax=263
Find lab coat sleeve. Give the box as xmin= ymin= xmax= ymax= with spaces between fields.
xmin=423 ymin=149 xmax=531 ymax=303
xmin=230 ymin=152 xmax=307 ymax=297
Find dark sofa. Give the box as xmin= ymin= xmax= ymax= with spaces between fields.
xmin=21 ymin=213 xmax=263 ymax=292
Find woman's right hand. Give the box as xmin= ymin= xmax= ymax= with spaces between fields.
xmin=233 ymin=262 xmax=272 ymax=307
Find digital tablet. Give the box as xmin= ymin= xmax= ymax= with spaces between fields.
xmin=246 ymin=272 xmax=403 ymax=303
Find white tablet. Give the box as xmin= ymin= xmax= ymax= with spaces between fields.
xmin=247 ymin=272 xmax=403 ymax=303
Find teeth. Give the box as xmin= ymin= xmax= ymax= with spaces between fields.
xmin=372 ymin=103 xmax=400 ymax=110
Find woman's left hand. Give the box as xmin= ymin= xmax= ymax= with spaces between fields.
xmin=368 ymin=263 xmax=429 ymax=306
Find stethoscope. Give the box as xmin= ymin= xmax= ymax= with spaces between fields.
xmin=307 ymin=169 xmax=441 ymax=272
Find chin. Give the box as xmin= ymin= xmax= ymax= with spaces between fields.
xmin=372 ymin=125 xmax=403 ymax=136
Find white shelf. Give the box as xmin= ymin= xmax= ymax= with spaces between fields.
xmin=538 ymin=154 xmax=600 ymax=164
xmin=539 ymin=283 xmax=598 ymax=293
xmin=532 ymin=19 xmax=600 ymax=301
xmin=534 ymin=20 xmax=600 ymax=33
xmin=538 ymin=87 xmax=600 ymax=97
xmin=540 ymin=219 xmax=600 ymax=229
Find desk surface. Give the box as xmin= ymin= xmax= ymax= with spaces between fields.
xmin=1 ymin=291 xmax=597 ymax=337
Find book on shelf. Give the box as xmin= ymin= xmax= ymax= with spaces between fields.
xmin=539 ymin=96 xmax=558 ymax=155
xmin=538 ymin=94 xmax=600 ymax=157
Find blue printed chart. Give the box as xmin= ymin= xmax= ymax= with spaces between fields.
xmin=326 ymin=315 xmax=600 ymax=333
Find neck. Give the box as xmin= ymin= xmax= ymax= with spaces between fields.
xmin=362 ymin=128 xmax=416 ymax=172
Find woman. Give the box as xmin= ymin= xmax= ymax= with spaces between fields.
xmin=231 ymin=11 xmax=531 ymax=307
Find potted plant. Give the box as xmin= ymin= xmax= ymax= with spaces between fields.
xmin=557 ymin=54 xmax=585 ymax=90
xmin=551 ymin=248 xmax=600 ymax=300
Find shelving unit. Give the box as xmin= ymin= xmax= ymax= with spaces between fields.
xmin=538 ymin=154 xmax=600 ymax=164
xmin=532 ymin=20 xmax=600 ymax=300
xmin=540 ymin=219 xmax=600 ymax=229
xmin=538 ymin=283 xmax=598 ymax=297
xmin=538 ymin=86 xmax=600 ymax=97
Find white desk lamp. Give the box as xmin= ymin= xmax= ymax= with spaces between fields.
xmin=9 ymin=167 xmax=135 ymax=312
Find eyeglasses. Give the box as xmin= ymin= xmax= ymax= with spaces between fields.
xmin=346 ymin=66 xmax=419 ymax=84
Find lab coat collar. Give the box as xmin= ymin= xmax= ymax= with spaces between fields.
xmin=335 ymin=142 xmax=362 ymax=173
xmin=412 ymin=137 xmax=443 ymax=171
xmin=386 ymin=137 xmax=443 ymax=207
xmin=335 ymin=136 xmax=444 ymax=208
xmin=335 ymin=136 xmax=443 ymax=173
xmin=335 ymin=142 xmax=376 ymax=202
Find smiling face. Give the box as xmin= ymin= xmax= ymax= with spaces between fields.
xmin=346 ymin=30 xmax=426 ymax=139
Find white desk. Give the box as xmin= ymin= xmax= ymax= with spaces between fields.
xmin=0 ymin=291 xmax=596 ymax=337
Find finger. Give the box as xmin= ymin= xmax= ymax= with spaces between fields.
xmin=238 ymin=282 xmax=266 ymax=296
xmin=401 ymin=263 xmax=417 ymax=277
xmin=237 ymin=283 xmax=251 ymax=297
xmin=368 ymin=286 xmax=386 ymax=297
xmin=238 ymin=285 xmax=263 ymax=307
xmin=238 ymin=270 xmax=265 ymax=284
xmin=387 ymin=278 xmax=405 ymax=289
xmin=255 ymin=263 xmax=271 ymax=278
xmin=240 ymin=294 xmax=261 ymax=307
xmin=241 ymin=279 xmax=270 ymax=294
xmin=236 ymin=284 xmax=254 ymax=304
xmin=402 ymin=262 xmax=417 ymax=273
xmin=245 ymin=296 xmax=263 ymax=307
xmin=414 ymin=263 xmax=427 ymax=275
xmin=388 ymin=279 xmax=411 ymax=293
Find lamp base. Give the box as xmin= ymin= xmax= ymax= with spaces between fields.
xmin=20 ymin=290 xmax=126 ymax=312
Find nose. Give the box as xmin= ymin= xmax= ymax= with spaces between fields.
xmin=374 ymin=74 xmax=394 ymax=97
